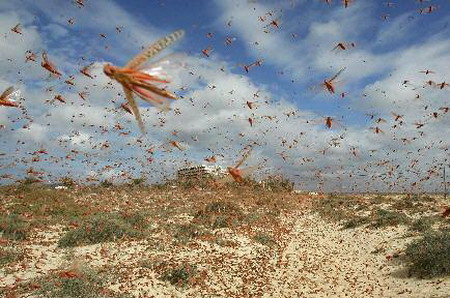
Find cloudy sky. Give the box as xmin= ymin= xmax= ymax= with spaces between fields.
xmin=0 ymin=0 xmax=449 ymax=192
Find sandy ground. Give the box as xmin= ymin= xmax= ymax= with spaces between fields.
xmin=1 ymin=190 xmax=449 ymax=297
xmin=264 ymin=212 xmax=449 ymax=298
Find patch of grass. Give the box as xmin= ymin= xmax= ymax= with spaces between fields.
xmin=30 ymin=267 xmax=126 ymax=298
xmin=160 ymin=263 xmax=197 ymax=287
xmin=58 ymin=212 xmax=145 ymax=247
xmin=370 ymin=209 xmax=410 ymax=228
xmin=342 ymin=216 xmax=370 ymax=229
xmin=0 ymin=247 xmax=24 ymax=267
xmin=252 ymin=233 xmax=275 ymax=246
xmin=4 ymin=185 xmax=86 ymax=225
xmin=405 ymin=229 xmax=450 ymax=278
xmin=409 ymin=216 xmax=437 ymax=232
xmin=193 ymin=201 xmax=245 ymax=229
xmin=173 ymin=223 xmax=206 ymax=243
xmin=0 ymin=213 xmax=30 ymax=240
xmin=313 ymin=195 xmax=362 ymax=222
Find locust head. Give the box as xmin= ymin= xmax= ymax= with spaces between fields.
xmin=103 ymin=64 xmax=119 ymax=78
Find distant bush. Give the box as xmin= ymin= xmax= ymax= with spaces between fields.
xmin=405 ymin=229 xmax=450 ymax=278
xmin=20 ymin=176 xmax=41 ymax=185
xmin=261 ymin=175 xmax=294 ymax=192
xmin=60 ymin=176 xmax=77 ymax=187
xmin=99 ymin=180 xmax=113 ymax=188
xmin=130 ymin=177 xmax=146 ymax=186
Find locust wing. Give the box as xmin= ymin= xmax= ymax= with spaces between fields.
xmin=125 ymin=30 xmax=185 ymax=70
xmin=123 ymin=86 xmax=145 ymax=133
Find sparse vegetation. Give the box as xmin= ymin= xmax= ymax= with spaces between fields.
xmin=313 ymin=195 xmax=362 ymax=222
xmin=253 ymin=233 xmax=275 ymax=246
xmin=160 ymin=263 xmax=197 ymax=287
xmin=173 ymin=223 xmax=206 ymax=243
xmin=409 ymin=216 xmax=437 ymax=232
xmin=30 ymin=267 xmax=126 ymax=298
xmin=58 ymin=212 xmax=146 ymax=247
xmin=0 ymin=247 xmax=24 ymax=267
xmin=342 ymin=216 xmax=370 ymax=229
xmin=369 ymin=209 xmax=410 ymax=228
xmin=99 ymin=180 xmax=114 ymax=188
xmin=0 ymin=213 xmax=29 ymax=240
xmin=405 ymin=229 xmax=450 ymax=278
xmin=261 ymin=175 xmax=294 ymax=192
xmin=193 ymin=201 xmax=245 ymax=229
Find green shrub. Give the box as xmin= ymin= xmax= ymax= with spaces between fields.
xmin=405 ymin=230 xmax=450 ymax=278
xmin=252 ymin=233 xmax=275 ymax=246
xmin=58 ymin=213 xmax=143 ymax=247
xmin=99 ymin=180 xmax=113 ymax=188
xmin=0 ymin=247 xmax=24 ymax=267
xmin=342 ymin=216 xmax=370 ymax=229
xmin=160 ymin=264 xmax=197 ymax=287
xmin=173 ymin=223 xmax=205 ymax=243
xmin=370 ymin=209 xmax=410 ymax=228
xmin=261 ymin=175 xmax=294 ymax=192
xmin=409 ymin=217 xmax=437 ymax=232
xmin=32 ymin=267 xmax=126 ymax=298
xmin=0 ymin=213 xmax=29 ymax=240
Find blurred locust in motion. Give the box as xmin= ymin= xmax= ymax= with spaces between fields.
xmin=103 ymin=29 xmax=185 ymax=132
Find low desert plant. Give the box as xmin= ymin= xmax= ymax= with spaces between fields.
xmin=0 ymin=247 xmax=24 ymax=267
xmin=193 ymin=201 xmax=245 ymax=229
xmin=370 ymin=209 xmax=410 ymax=228
xmin=160 ymin=264 xmax=197 ymax=287
xmin=252 ymin=233 xmax=275 ymax=246
xmin=58 ymin=213 xmax=144 ymax=247
xmin=0 ymin=213 xmax=29 ymax=240
xmin=408 ymin=217 xmax=437 ymax=232
xmin=405 ymin=229 xmax=450 ymax=278
xmin=342 ymin=216 xmax=370 ymax=229
xmin=173 ymin=223 xmax=206 ymax=243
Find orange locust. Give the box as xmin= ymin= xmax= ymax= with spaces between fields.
xmin=103 ymin=29 xmax=185 ymax=132
xmin=54 ymin=94 xmax=66 ymax=103
xmin=419 ymin=69 xmax=434 ymax=75
xmin=0 ymin=86 xmax=19 ymax=107
xmin=25 ymin=50 xmax=36 ymax=62
xmin=419 ymin=5 xmax=438 ymax=14
xmin=78 ymin=92 xmax=89 ymax=100
xmin=323 ymin=117 xmax=335 ymax=128
xmin=227 ymin=148 xmax=253 ymax=183
xmin=331 ymin=42 xmax=355 ymax=52
xmin=243 ymin=59 xmax=263 ymax=73
xmin=11 ymin=23 xmax=22 ymax=35
xmin=80 ymin=63 xmax=94 ymax=79
xmin=75 ymin=0 xmax=85 ymax=8
xmin=322 ymin=67 xmax=346 ymax=94
xmin=370 ymin=126 xmax=384 ymax=134
xmin=41 ymin=52 xmax=62 ymax=77
xmin=202 ymin=46 xmax=213 ymax=57
xmin=437 ymin=81 xmax=449 ymax=89
xmin=343 ymin=0 xmax=353 ymax=8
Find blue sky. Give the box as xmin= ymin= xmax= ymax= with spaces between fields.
xmin=0 ymin=0 xmax=449 ymax=192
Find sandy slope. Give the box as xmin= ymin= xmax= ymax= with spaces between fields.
xmin=264 ymin=212 xmax=450 ymax=298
